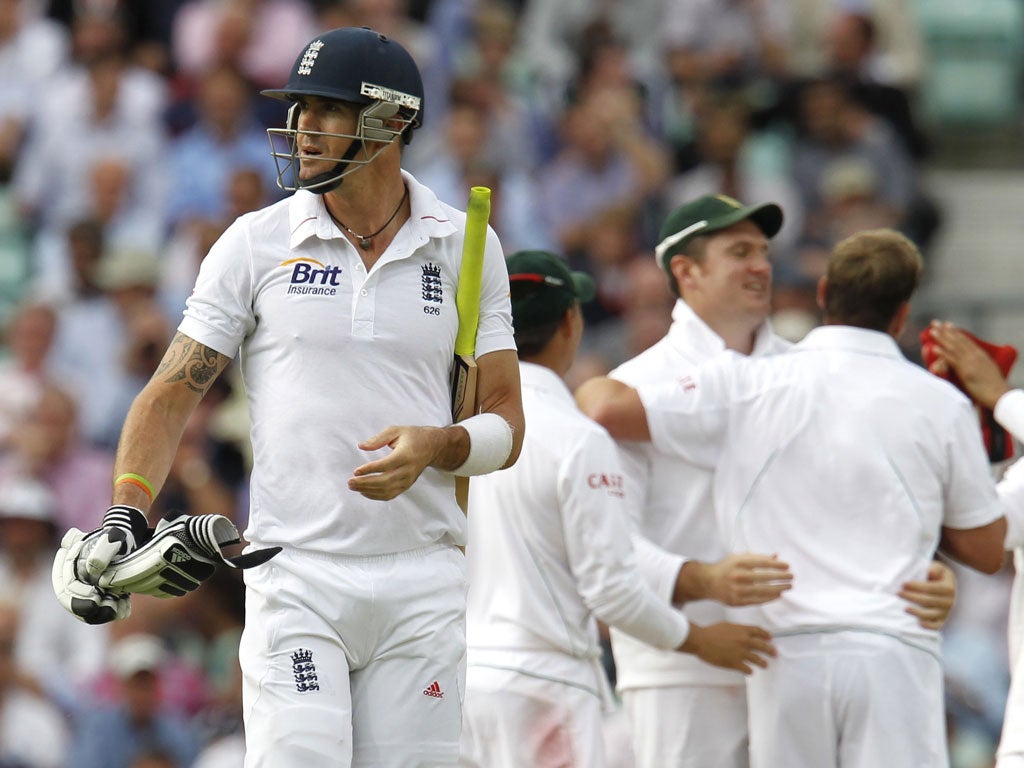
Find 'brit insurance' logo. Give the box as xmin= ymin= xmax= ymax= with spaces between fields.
xmin=281 ymin=258 xmax=342 ymax=296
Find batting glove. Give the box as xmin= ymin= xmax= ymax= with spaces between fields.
xmin=74 ymin=505 xmax=151 ymax=584
xmin=98 ymin=511 xmax=281 ymax=598
xmin=52 ymin=528 xmax=132 ymax=625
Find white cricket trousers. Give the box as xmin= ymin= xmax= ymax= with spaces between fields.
xmin=621 ymin=684 xmax=748 ymax=767
xmin=746 ymin=632 xmax=947 ymax=768
xmin=460 ymin=665 xmax=607 ymax=768
xmin=240 ymin=543 xmax=467 ymax=768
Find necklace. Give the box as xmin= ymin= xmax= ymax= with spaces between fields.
xmin=334 ymin=187 xmax=409 ymax=250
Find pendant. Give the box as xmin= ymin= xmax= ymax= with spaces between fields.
xmin=358 ymin=237 xmax=372 ymax=250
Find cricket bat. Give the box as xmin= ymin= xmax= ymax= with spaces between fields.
xmin=451 ymin=186 xmax=491 ymax=513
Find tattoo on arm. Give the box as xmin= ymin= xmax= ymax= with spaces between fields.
xmin=156 ymin=333 xmax=230 ymax=395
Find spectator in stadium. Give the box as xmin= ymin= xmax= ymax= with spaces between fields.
xmin=0 ymin=476 xmax=109 ymax=714
xmin=0 ymin=300 xmax=55 ymax=450
xmin=0 ymin=598 xmax=69 ymax=768
xmin=14 ymin=23 xmax=167 ymax=235
xmin=71 ymin=633 xmax=200 ymax=768
xmin=790 ymin=76 xmax=920 ymax=258
xmin=171 ymin=0 xmax=317 ymax=90
xmin=0 ymin=382 xmax=113 ymax=534
xmin=166 ymin=65 xmax=278 ymax=227
xmin=410 ymin=88 xmax=551 ymax=254
xmin=0 ymin=0 xmax=69 ymax=181
xmin=537 ymin=84 xmax=669 ymax=255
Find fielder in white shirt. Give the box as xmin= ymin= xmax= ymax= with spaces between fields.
xmin=583 ymin=194 xmax=958 ymax=767
xmin=578 ymin=228 xmax=1007 ymax=768
xmin=460 ymin=249 xmax=782 ymax=768
xmin=925 ymin=321 xmax=1024 ymax=768
xmin=54 ymin=28 xmax=525 ymax=768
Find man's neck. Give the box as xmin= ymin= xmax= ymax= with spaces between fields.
xmin=707 ymin=314 xmax=761 ymax=355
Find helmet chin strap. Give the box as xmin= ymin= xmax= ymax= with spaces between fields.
xmin=298 ymin=139 xmax=365 ymax=194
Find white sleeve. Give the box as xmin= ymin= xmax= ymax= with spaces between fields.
xmin=559 ymin=430 xmax=690 ymax=650
xmin=473 ymin=224 xmax=516 ymax=358
xmin=615 ymin=442 xmax=688 ymax=603
xmin=637 ymin=357 xmax=733 ymax=469
xmin=630 ymin=534 xmax=688 ymax=605
xmin=177 ymin=219 xmax=257 ymax=358
xmin=943 ymin=398 xmax=1006 ymax=530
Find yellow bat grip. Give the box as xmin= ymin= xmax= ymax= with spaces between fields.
xmin=455 ymin=186 xmax=491 ymax=357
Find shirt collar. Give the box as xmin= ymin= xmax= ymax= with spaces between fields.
xmin=518 ymin=361 xmax=575 ymax=405
xmin=667 ymin=299 xmax=778 ymax=357
xmin=288 ymin=169 xmax=457 ymax=250
xmin=796 ymin=325 xmax=904 ymax=358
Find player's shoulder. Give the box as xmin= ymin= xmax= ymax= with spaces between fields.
xmin=899 ymin=357 xmax=973 ymax=404
xmin=609 ymin=337 xmax=679 ymax=385
xmin=528 ymin=387 xmax=614 ymax=451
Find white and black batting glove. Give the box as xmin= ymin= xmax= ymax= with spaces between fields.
xmin=97 ymin=512 xmax=281 ymax=598
xmin=52 ymin=527 xmax=133 ymax=625
xmin=75 ymin=505 xmax=151 ymax=584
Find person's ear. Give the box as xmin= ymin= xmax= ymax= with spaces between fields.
xmin=670 ymin=254 xmax=695 ymax=289
xmin=816 ymin=276 xmax=828 ymax=312
xmin=889 ymin=301 xmax=911 ymax=339
xmin=559 ymin=306 xmax=577 ymax=338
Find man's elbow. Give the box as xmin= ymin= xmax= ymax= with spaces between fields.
xmin=972 ymin=549 xmax=1007 ymax=575
xmin=503 ymin=428 xmax=524 ymax=468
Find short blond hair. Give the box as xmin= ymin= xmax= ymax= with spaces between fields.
xmin=823 ymin=229 xmax=922 ymax=331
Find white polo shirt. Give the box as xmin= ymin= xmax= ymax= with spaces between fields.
xmin=640 ymin=324 xmax=1004 ymax=655
xmin=179 ymin=170 xmax=515 ymax=556
xmin=608 ymin=299 xmax=790 ymax=690
xmin=465 ymin=362 xmax=691 ymax=692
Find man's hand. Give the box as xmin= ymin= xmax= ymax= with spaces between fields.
xmin=678 ymin=622 xmax=776 ymax=674
xmin=675 ymin=554 xmax=793 ymax=606
xmin=926 ymin=321 xmax=1012 ymax=410
xmin=900 ymin=560 xmax=957 ymax=631
xmin=52 ymin=528 xmax=131 ymax=625
xmin=349 ymin=426 xmax=450 ymax=500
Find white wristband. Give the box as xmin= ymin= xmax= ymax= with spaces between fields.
xmin=452 ymin=413 xmax=513 ymax=477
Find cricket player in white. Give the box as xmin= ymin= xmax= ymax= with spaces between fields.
xmin=460 ymin=250 xmax=779 ymax=768
xmin=607 ymin=195 xmax=791 ymax=767
xmin=53 ymin=28 xmax=525 ymax=768
xmin=925 ymin=321 xmax=1024 ymax=768
xmin=579 ymin=229 xmax=1007 ymax=767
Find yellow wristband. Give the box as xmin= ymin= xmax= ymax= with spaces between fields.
xmin=115 ymin=473 xmax=155 ymax=502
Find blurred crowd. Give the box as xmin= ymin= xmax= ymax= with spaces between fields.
xmin=0 ymin=0 xmax=1011 ymax=766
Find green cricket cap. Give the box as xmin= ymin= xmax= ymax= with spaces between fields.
xmin=506 ymin=250 xmax=596 ymax=329
xmin=655 ymin=194 xmax=784 ymax=272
